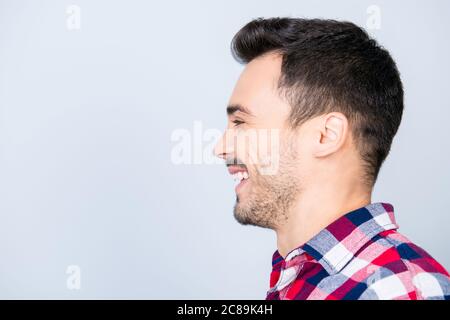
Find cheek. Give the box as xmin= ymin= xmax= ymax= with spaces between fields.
xmin=234 ymin=131 xmax=260 ymax=165
xmin=234 ymin=128 xmax=290 ymax=172
xmin=281 ymin=128 xmax=312 ymax=161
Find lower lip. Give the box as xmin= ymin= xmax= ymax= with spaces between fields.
xmin=235 ymin=178 xmax=249 ymax=193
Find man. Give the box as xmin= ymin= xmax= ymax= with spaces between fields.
xmin=214 ymin=18 xmax=450 ymax=300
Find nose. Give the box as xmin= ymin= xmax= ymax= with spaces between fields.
xmin=214 ymin=129 xmax=234 ymax=161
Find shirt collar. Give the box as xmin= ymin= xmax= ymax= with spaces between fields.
xmin=272 ymin=202 xmax=399 ymax=275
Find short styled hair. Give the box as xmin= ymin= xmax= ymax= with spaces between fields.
xmin=231 ymin=18 xmax=404 ymax=185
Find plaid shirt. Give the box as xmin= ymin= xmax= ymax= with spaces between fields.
xmin=266 ymin=202 xmax=450 ymax=300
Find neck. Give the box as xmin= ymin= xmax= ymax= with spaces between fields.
xmin=275 ymin=181 xmax=372 ymax=258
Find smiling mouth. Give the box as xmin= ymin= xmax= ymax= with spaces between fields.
xmin=227 ymin=165 xmax=250 ymax=192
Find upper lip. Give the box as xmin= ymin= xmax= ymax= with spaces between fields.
xmin=227 ymin=165 xmax=248 ymax=175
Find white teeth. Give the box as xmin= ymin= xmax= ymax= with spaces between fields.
xmin=231 ymin=171 xmax=249 ymax=184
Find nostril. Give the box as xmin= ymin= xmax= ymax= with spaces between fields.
xmin=216 ymin=153 xmax=227 ymax=160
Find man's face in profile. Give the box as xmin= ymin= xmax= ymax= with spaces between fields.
xmin=214 ymin=53 xmax=310 ymax=230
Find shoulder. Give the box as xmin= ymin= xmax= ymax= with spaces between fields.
xmin=352 ymin=230 xmax=450 ymax=300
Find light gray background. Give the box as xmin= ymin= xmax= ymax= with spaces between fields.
xmin=0 ymin=0 xmax=449 ymax=299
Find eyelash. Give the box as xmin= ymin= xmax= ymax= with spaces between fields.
xmin=232 ymin=119 xmax=245 ymax=126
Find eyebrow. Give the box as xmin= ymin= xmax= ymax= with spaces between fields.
xmin=226 ymin=104 xmax=254 ymax=117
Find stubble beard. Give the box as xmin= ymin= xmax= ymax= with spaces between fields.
xmin=233 ymin=153 xmax=301 ymax=230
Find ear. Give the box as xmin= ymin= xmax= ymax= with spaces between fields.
xmin=313 ymin=112 xmax=348 ymax=158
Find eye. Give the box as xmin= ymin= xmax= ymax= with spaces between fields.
xmin=232 ymin=119 xmax=245 ymax=126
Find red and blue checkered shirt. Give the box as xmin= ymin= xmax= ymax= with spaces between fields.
xmin=266 ymin=202 xmax=450 ymax=300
